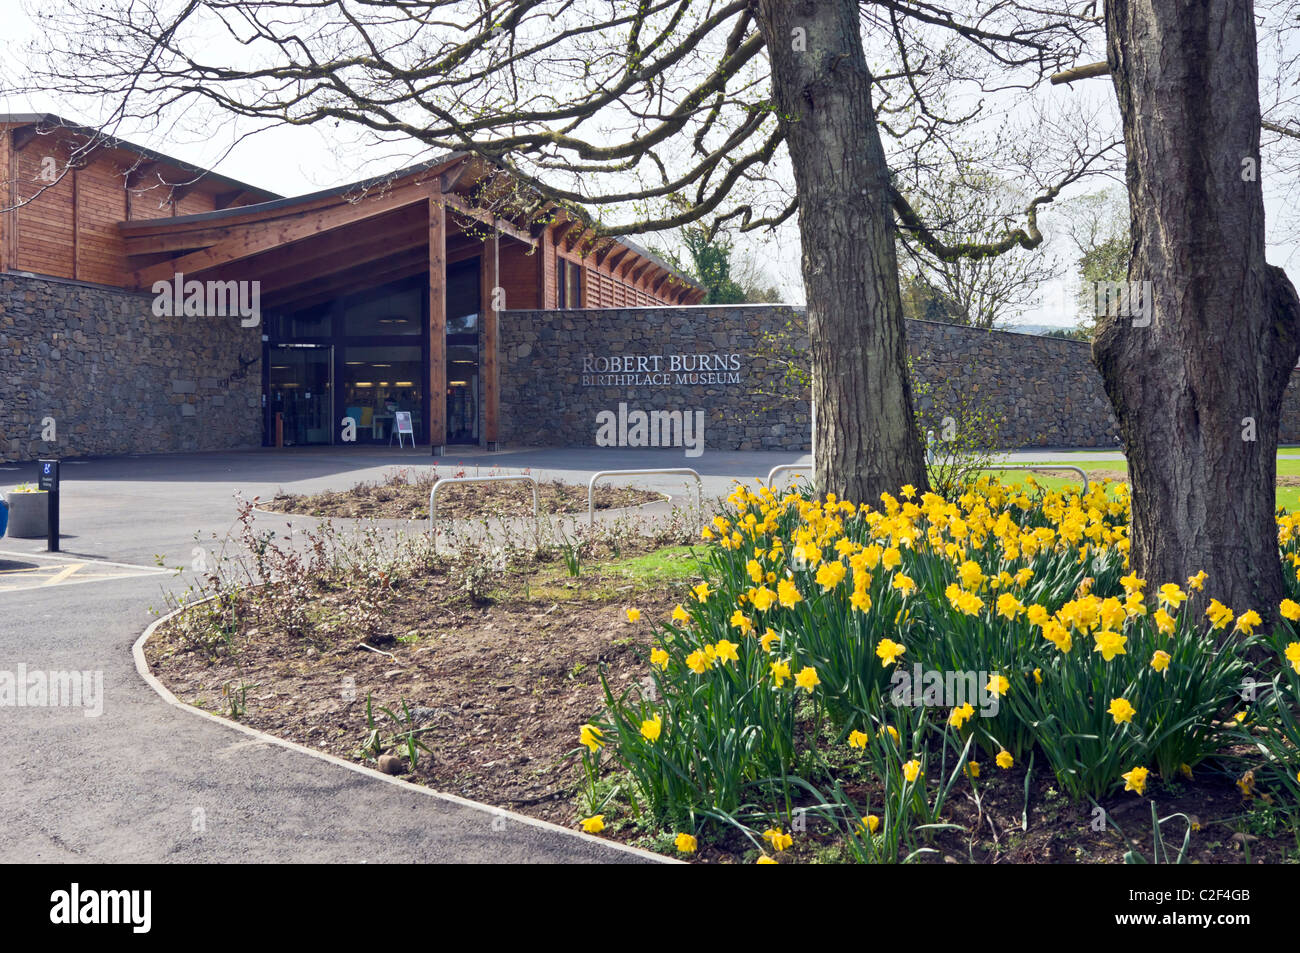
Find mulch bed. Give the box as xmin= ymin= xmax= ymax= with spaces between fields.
xmin=259 ymin=474 xmax=661 ymax=520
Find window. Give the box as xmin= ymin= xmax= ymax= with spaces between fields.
xmin=557 ymin=259 xmax=582 ymax=308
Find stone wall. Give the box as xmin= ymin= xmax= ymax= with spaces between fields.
xmin=497 ymin=305 xmax=1124 ymax=452
xmin=499 ymin=305 xmax=811 ymax=452
xmin=905 ymin=320 xmax=1121 ymax=449
xmin=0 ymin=272 xmax=262 ymax=463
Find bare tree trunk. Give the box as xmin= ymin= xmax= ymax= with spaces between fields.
xmin=756 ymin=0 xmax=928 ymax=500
xmin=1096 ymin=0 xmax=1300 ymax=614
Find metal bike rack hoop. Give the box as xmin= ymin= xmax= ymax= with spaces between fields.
xmin=429 ymin=474 xmax=539 ymax=533
xmin=587 ymin=468 xmax=702 ymax=528
xmin=765 ymin=464 xmax=813 ymax=490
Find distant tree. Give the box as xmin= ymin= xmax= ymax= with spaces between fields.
xmin=656 ymin=223 xmax=787 ymax=305
xmin=895 ymin=169 xmax=1063 ymax=329
xmin=1041 ymin=326 xmax=1091 ymax=341
xmin=1062 ymin=187 xmax=1130 ymax=337
xmin=657 ymin=224 xmax=747 ymax=305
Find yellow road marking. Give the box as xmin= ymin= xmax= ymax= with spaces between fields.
xmin=41 ymin=563 xmax=85 ymax=586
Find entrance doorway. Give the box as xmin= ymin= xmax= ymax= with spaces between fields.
xmin=268 ymin=344 xmax=333 ymax=445
xmin=445 ymin=259 xmax=480 ymax=444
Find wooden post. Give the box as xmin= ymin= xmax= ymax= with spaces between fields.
xmin=71 ymin=166 xmax=79 ymax=280
xmin=428 ymin=196 xmax=447 ymax=455
xmin=481 ymin=229 xmax=499 ymax=449
xmin=0 ymin=129 xmax=9 ymax=273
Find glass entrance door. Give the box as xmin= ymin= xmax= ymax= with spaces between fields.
xmin=268 ymin=344 xmax=333 ymax=445
xmin=445 ymin=259 xmax=480 ymax=444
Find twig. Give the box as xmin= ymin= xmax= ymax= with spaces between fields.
xmin=357 ymin=642 xmax=402 ymax=662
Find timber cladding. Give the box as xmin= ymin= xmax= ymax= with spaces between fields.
xmin=0 ymin=273 xmax=262 ymax=463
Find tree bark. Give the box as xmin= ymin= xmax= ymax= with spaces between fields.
xmin=755 ymin=0 xmax=929 ymax=501
xmin=1096 ymin=0 xmax=1300 ymax=615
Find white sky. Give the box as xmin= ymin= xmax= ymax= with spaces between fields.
xmin=1 ymin=0 xmax=1297 ymax=326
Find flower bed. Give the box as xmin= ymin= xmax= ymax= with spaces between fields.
xmin=581 ymin=478 xmax=1300 ymax=863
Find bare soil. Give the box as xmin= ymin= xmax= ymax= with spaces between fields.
xmin=260 ymin=474 xmax=661 ymax=521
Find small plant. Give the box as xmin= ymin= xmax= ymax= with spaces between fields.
xmin=9 ymin=483 xmax=40 ymax=493
xmin=1101 ymin=800 xmax=1196 ymax=864
xmin=357 ymin=694 xmax=434 ymax=770
xmin=221 ymin=680 xmax=258 ymax=720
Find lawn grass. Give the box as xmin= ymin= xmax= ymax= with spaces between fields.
xmin=521 ymin=544 xmax=706 ymax=603
xmin=972 ymin=453 xmax=1300 ymax=511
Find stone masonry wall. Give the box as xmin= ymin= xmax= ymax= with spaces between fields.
xmin=0 ymin=272 xmax=262 ymax=463
xmin=500 ymin=305 xmax=1244 ymax=452
xmin=905 ymin=319 xmax=1121 ymax=449
xmin=499 ymin=305 xmax=811 ymax=452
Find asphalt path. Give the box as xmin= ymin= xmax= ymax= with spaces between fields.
xmin=1 ymin=444 xmax=798 ymax=864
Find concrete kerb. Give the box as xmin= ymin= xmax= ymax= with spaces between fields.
xmin=132 ymin=602 xmax=675 ymax=865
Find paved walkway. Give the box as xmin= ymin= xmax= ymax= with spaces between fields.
xmin=0 ymin=445 xmax=814 ymax=863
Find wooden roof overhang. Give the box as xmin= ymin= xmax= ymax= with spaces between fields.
xmin=3 ymin=113 xmax=279 ymax=209
xmin=117 ymin=153 xmax=706 ymax=309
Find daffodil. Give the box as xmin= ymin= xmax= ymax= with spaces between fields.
xmin=671 ymin=604 xmax=690 ymax=623
xmin=762 ymin=828 xmax=793 ymax=852
xmin=1122 ymin=766 xmax=1149 ymax=795
xmin=1093 ymin=629 xmax=1127 ymax=662
xmin=1206 ymin=598 xmax=1233 ymax=630
xmin=1235 ymin=609 xmax=1261 ymax=636
xmin=892 ymin=573 xmax=917 ymax=596
xmin=1151 ymin=650 xmax=1171 ymax=672
xmin=580 ymin=724 xmax=604 ymax=753
xmin=650 ymin=647 xmax=669 ymax=669
xmin=770 ymin=659 xmax=791 ymax=687
xmin=1108 ymin=697 xmax=1137 ymax=725
xmin=674 ymin=833 xmax=697 ymax=854
xmin=848 ymin=729 xmax=870 ymax=749
xmin=795 ymin=666 xmax=820 ymax=693
xmin=876 ymin=637 xmax=906 ymax=667
xmin=902 ymin=759 xmax=922 ymax=783
xmin=996 ymin=750 xmax=1014 ymax=770
xmin=948 ymin=703 xmax=975 ymax=729
xmin=625 ymin=607 xmax=641 ymax=623
xmin=1286 ymin=641 xmax=1300 ymax=674
xmin=986 ymin=674 xmax=1010 ymax=699
xmin=580 ymin=815 xmax=605 ymax=833
xmin=640 ymin=713 xmax=662 ymax=743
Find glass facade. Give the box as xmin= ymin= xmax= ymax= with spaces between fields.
xmin=263 ymin=258 xmax=482 ymax=446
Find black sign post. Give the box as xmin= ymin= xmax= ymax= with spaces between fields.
xmin=38 ymin=459 xmax=59 ymax=553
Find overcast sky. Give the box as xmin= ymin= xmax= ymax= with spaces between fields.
xmin=2 ymin=0 xmax=1297 ymax=328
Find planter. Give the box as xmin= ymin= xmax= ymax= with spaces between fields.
xmin=4 ymin=491 xmax=48 ymax=538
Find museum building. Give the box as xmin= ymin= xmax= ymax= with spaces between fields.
xmin=0 ymin=114 xmax=709 ymax=456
